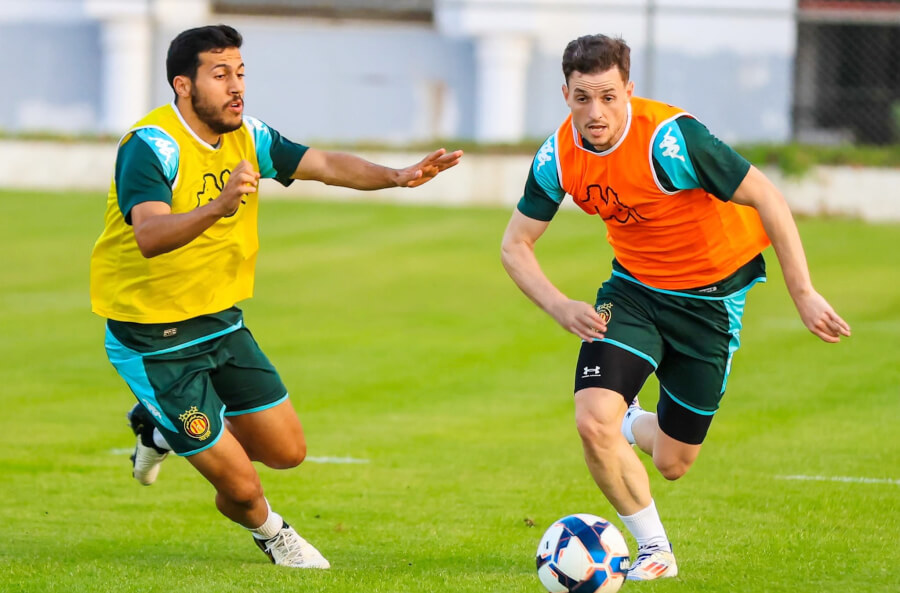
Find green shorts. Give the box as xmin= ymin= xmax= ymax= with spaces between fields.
xmin=105 ymin=308 xmax=287 ymax=456
xmin=575 ymin=256 xmax=766 ymax=444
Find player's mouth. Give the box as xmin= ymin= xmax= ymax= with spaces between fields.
xmin=586 ymin=122 xmax=606 ymax=135
xmin=226 ymin=98 xmax=243 ymax=114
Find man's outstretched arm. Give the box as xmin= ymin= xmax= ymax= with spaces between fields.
xmin=292 ymin=147 xmax=463 ymax=190
xmin=731 ymin=165 xmax=851 ymax=342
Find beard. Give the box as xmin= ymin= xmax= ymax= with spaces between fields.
xmin=191 ymin=91 xmax=243 ymax=136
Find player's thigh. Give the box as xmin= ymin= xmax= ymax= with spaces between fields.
xmin=654 ymin=293 xmax=742 ymax=445
xmin=185 ymin=427 xmax=263 ymax=501
xmin=212 ymin=327 xmax=289 ymax=414
xmin=575 ymin=277 xmax=660 ymax=403
xmin=126 ymin=349 xmax=228 ymax=456
xmin=212 ymin=328 xmax=305 ymax=463
xmin=227 ymin=399 xmax=306 ymax=465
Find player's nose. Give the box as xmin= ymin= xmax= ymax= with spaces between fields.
xmin=588 ymin=98 xmax=605 ymax=119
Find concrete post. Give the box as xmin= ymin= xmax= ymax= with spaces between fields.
xmin=85 ymin=0 xmax=152 ymax=133
xmin=474 ymin=34 xmax=532 ymax=143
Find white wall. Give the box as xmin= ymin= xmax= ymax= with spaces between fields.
xmin=0 ymin=0 xmax=796 ymax=144
xmin=2 ymin=139 xmax=897 ymax=223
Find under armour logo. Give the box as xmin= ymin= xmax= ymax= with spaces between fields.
xmin=582 ymin=366 xmax=602 ymax=377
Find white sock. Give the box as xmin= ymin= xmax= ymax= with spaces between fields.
xmin=249 ymin=501 xmax=284 ymax=540
xmin=152 ymin=428 xmax=172 ymax=451
xmin=618 ymin=499 xmax=670 ymax=552
xmin=621 ymin=407 xmax=651 ymax=445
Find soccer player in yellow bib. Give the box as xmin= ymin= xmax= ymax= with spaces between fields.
xmin=501 ymin=35 xmax=850 ymax=580
xmin=90 ymin=25 xmax=461 ymax=568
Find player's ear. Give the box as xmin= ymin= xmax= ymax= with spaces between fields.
xmin=173 ymin=75 xmax=192 ymax=100
xmin=561 ymin=83 xmax=569 ymax=102
xmin=625 ymin=80 xmax=634 ymax=98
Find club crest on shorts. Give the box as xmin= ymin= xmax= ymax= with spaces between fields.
xmin=179 ymin=406 xmax=211 ymax=440
xmin=596 ymin=302 xmax=613 ymax=324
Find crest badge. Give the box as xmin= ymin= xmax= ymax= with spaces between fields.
xmin=596 ymin=302 xmax=613 ymax=325
xmin=179 ymin=406 xmax=212 ymax=440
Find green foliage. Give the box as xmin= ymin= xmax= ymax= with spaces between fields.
xmin=1 ymin=192 xmax=898 ymax=592
xmin=734 ymin=143 xmax=900 ymax=177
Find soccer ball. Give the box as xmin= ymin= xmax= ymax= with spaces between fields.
xmin=536 ymin=514 xmax=630 ymax=593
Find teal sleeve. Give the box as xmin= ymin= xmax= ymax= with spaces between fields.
xmin=652 ymin=116 xmax=751 ymax=201
xmin=115 ymin=132 xmax=174 ymax=225
xmin=517 ymin=135 xmax=565 ymax=221
xmin=244 ymin=116 xmax=308 ymax=187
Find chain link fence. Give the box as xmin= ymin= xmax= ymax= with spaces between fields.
xmin=793 ymin=0 xmax=900 ymax=145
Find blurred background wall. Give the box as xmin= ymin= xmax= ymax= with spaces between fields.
xmin=0 ymin=0 xmax=897 ymax=145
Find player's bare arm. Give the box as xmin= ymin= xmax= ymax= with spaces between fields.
xmin=291 ymin=147 xmax=463 ymax=189
xmin=731 ymin=166 xmax=851 ymax=343
xmin=501 ymin=209 xmax=607 ymax=342
xmin=132 ymin=159 xmax=259 ymax=258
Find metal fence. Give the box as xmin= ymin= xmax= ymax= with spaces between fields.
xmin=794 ymin=0 xmax=900 ymax=145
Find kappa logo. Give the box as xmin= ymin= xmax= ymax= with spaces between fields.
xmin=581 ymin=184 xmax=648 ymax=225
xmin=179 ymin=406 xmax=212 ymax=441
xmin=150 ymin=137 xmax=176 ymax=165
xmin=196 ymin=169 xmax=245 ymax=217
xmin=536 ymin=139 xmax=554 ymax=171
xmin=137 ymin=129 xmax=177 ymax=168
xmin=659 ymin=126 xmax=686 ymax=162
xmin=139 ymin=398 xmax=164 ymax=422
xmin=582 ymin=365 xmax=602 ymax=378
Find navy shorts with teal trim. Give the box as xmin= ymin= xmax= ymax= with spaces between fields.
xmin=574 ymin=256 xmax=766 ymax=444
xmin=105 ymin=319 xmax=287 ymax=456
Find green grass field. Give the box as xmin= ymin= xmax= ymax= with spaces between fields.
xmin=1 ymin=189 xmax=898 ymax=593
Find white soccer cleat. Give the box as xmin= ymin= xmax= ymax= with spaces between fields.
xmin=254 ymin=523 xmax=331 ymax=569
xmin=627 ymin=546 xmax=678 ymax=580
xmin=128 ymin=403 xmax=169 ymax=486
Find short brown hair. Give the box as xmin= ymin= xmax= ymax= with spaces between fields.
xmin=562 ymin=35 xmax=630 ymax=84
xmin=166 ymin=24 xmax=243 ymax=91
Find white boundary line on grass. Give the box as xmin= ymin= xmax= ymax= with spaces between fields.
xmin=778 ymin=474 xmax=900 ymax=486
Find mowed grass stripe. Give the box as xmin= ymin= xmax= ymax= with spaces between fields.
xmin=0 ymin=190 xmax=897 ymax=593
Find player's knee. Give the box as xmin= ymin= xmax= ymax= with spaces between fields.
xmin=575 ymin=412 xmax=618 ymax=449
xmin=263 ymin=440 xmax=306 ymax=470
xmin=220 ymin=478 xmax=264 ymax=509
xmin=653 ymin=457 xmax=692 ymax=481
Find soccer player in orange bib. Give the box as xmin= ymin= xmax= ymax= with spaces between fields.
xmin=501 ymin=34 xmax=850 ymax=580
xmin=91 ymin=24 xmax=461 ymax=568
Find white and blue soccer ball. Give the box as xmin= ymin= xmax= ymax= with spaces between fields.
xmin=536 ymin=514 xmax=631 ymax=593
